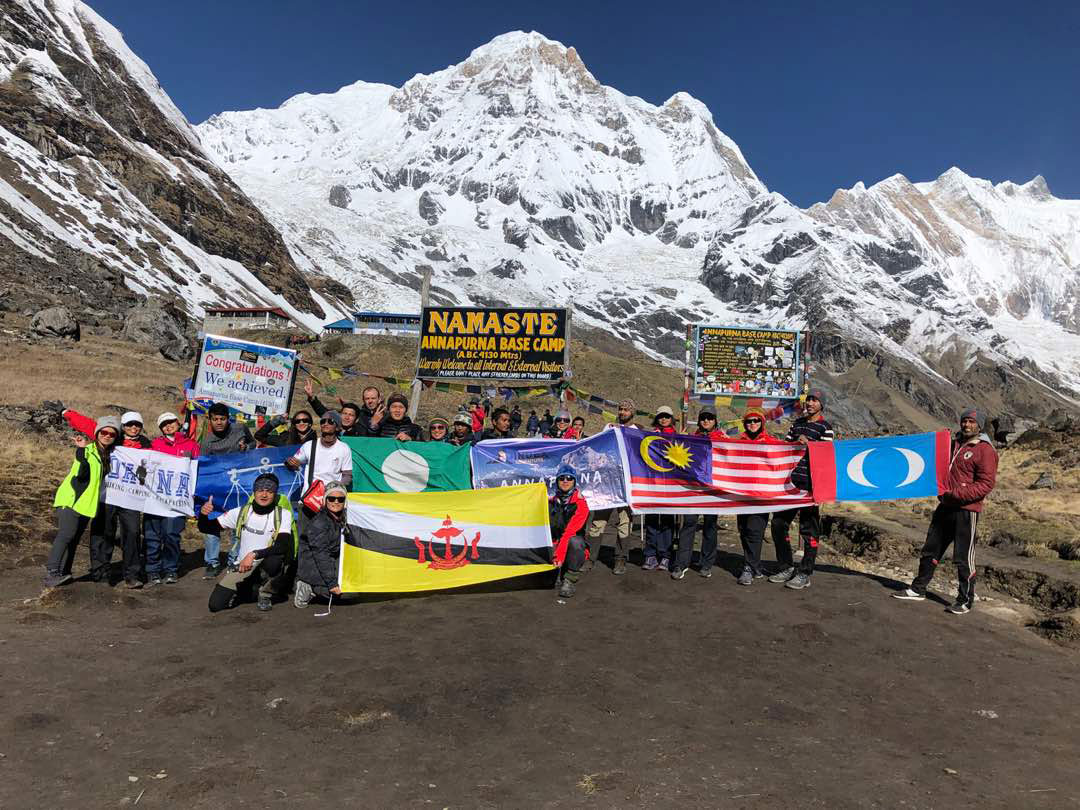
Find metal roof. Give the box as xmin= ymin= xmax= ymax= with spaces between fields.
xmin=205 ymin=306 xmax=291 ymax=318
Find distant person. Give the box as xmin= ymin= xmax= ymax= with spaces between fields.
xmin=145 ymin=412 xmax=200 ymax=585
xmin=294 ymin=480 xmax=348 ymax=608
xmin=449 ymin=413 xmax=473 ymax=446
xmin=893 ymin=406 xmax=998 ymax=614
xmin=588 ymin=399 xmax=643 ymax=575
xmin=427 ymin=417 xmax=450 ymax=442
xmin=44 ymin=416 xmax=119 ymax=588
xmin=509 ymin=405 xmax=523 ymax=436
xmin=199 ymin=403 xmax=255 ymax=578
xmin=201 ymin=473 xmax=294 ymax=613
xmin=285 ymin=410 xmax=353 ymax=528
xmin=254 ymin=409 xmax=316 ymax=448
xmin=468 ymin=399 xmax=487 ymax=433
xmin=368 ymin=393 xmax=422 ymax=440
xmin=770 ymin=389 xmax=833 ymax=591
xmin=642 ymin=406 xmax=678 ymax=572
xmin=479 ymin=407 xmax=513 ymax=440
xmin=539 ymin=409 xmax=553 ymax=435
xmin=550 ymin=465 xmax=590 ymax=599
xmin=526 ymin=410 xmax=540 ymax=436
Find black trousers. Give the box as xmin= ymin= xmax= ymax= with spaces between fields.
xmin=559 ymin=535 xmax=587 ymax=583
xmin=737 ymin=513 xmax=769 ymax=575
xmin=675 ymin=514 xmax=718 ymax=571
xmin=46 ymin=507 xmax=90 ymax=577
xmin=771 ymin=506 xmax=822 ymax=575
xmin=89 ymin=505 xmax=142 ymax=582
xmin=912 ymin=505 xmax=979 ymax=606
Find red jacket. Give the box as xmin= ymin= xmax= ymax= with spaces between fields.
xmin=549 ymin=488 xmax=589 ymax=566
xmin=737 ymin=428 xmax=780 ymax=444
xmin=943 ymin=433 xmax=998 ymax=513
xmin=469 ymin=405 xmax=486 ymax=432
xmin=63 ymin=409 xmax=151 ymax=448
xmin=151 ymin=434 xmax=201 ymax=459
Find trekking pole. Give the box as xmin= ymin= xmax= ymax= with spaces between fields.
xmin=315 ymin=593 xmax=333 ymax=618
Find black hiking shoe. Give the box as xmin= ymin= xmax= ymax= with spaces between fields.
xmin=946 ymin=602 xmax=970 ymax=615
xmin=612 ymin=558 xmax=627 ymax=576
xmin=202 ymin=564 xmax=221 ymax=580
xmin=257 ymin=596 xmax=273 ymax=611
xmin=557 ymin=579 xmax=576 ymax=598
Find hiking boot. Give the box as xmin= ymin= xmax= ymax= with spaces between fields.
xmin=294 ymin=580 xmax=314 ymax=609
xmin=202 ymin=564 xmax=221 ymax=580
xmin=164 ymin=573 xmax=178 ymax=585
xmin=147 ymin=575 xmax=163 ymax=587
xmin=658 ymin=557 xmax=670 ymax=572
xmin=612 ymin=558 xmax=627 ymax=576
xmin=892 ymin=588 xmax=926 ymax=601
xmin=124 ymin=578 xmax=143 ymax=590
xmin=698 ymin=566 xmax=713 ymax=579
xmin=558 ymin=579 xmax=576 ymax=598
xmin=670 ymin=567 xmax=687 ymax=581
xmin=43 ymin=572 xmax=72 ymax=588
xmin=737 ymin=568 xmax=754 ymax=586
xmin=785 ymin=572 xmax=812 ymax=590
xmin=257 ymin=596 xmax=273 ymax=612
xmin=768 ymin=567 xmax=796 ymax=583
xmin=946 ymin=601 xmax=970 ymax=615
xmin=642 ymin=556 xmax=659 ymax=571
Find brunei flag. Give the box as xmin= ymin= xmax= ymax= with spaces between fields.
xmin=342 ymin=437 xmax=472 ymax=493
xmin=339 ymin=483 xmax=554 ymax=593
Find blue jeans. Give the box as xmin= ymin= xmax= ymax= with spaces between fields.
xmin=145 ymin=516 xmax=185 ymax=576
xmin=203 ymin=532 xmax=220 ymax=566
xmin=644 ymin=515 xmax=676 ymax=561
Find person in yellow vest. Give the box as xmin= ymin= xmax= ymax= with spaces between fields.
xmin=45 ymin=416 xmax=120 ymax=587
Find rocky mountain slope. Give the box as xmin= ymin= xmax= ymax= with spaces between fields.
xmin=197 ymin=31 xmax=1080 ymax=424
xmin=0 ymin=0 xmax=353 ymax=330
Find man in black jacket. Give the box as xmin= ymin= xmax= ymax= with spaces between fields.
xmin=303 ymin=379 xmax=371 ymax=438
xmin=368 ymin=393 xmax=422 ymax=440
xmin=478 ymin=407 xmax=513 ymax=441
xmin=770 ymin=389 xmax=834 ymax=591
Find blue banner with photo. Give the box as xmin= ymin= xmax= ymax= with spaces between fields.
xmin=470 ymin=431 xmax=627 ymax=509
xmin=193 ymin=445 xmax=305 ymax=518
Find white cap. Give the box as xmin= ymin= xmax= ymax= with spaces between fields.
xmin=121 ymin=411 xmax=143 ymax=426
xmin=157 ymin=411 xmax=180 ymax=427
xmin=656 ymin=405 xmax=675 ymax=417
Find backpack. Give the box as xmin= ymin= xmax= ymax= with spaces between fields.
xmin=235 ymin=493 xmax=299 ymax=560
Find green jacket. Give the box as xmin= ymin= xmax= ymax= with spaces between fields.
xmin=53 ymin=443 xmax=106 ymax=518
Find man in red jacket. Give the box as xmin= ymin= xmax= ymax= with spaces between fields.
xmin=893 ymin=406 xmax=998 ymax=614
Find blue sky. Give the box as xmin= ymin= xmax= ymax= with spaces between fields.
xmin=91 ymin=0 xmax=1079 ymax=207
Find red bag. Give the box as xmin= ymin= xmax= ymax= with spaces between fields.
xmin=300 ymin=436 xmax=324 ymax=511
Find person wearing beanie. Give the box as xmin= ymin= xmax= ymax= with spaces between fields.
xmin=144 ymin=413 xmax=199 ymax=586
xmin=894 ymin=406 xmax=998 ymax=614
xmin=285 ymin=409 xmax=354 ymax=528
xmin=200 ymin=473 xmax=294 ymax=612
xmin=428 ymin=417 xmax=450 ymax=442
xmin=549 ymin=464 xmax=590 ymax=598
xmin=86 ymin=411 xmax=152 ymax=588
xmin=198 ymin=402 xmax=255 ymax=578
xmin=449 ymin=412 xmax=474 ymax=446
xmin=732 ymin=408 xmax=780 ymax=586
xmin=302 ymin=378 xmax=373 ymax=438
xmin=44 ymin=417 xmax=120 ymax=588
xmin=295 ymin=481 xmax=348 ymax=608
xmin=590 ymin=401 xmax=643 ymax=573
xmin=368 ymin=392 xmax=422 ymax=440
xmin=769 ymin=389 xmax=835 ymax=591
xmin=670 ymin=410 xmax=729 ymax=580
xmin=642 ymin=406 xmax=680 ymax=572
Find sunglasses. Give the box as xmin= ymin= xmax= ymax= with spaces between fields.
xmin=557 ymin=475 xmax=574 ymax=482
xmin=431 ymin=425 xmax=446 ymax=431
xmin=555 ymin=418 xmax=570 ymax=423
xmin=253 ymin=486 xmax=279 ymax=494
xmin=294 ymin=418 xmax=312 ymax=425
xmin=744 ymin=418 xmax=762 ymax=424
xmin=325 ymin=495 xmax=347 ymax=503
xmin=99 ymin=430 xmax=118 ymax=439
xmin=320 ymin=418 xmax=336 ymax=425
xmin=658 ymin=414 xmax=672 ymax=419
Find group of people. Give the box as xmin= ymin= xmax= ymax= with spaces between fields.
xmin=45 ymin=381 xmax=999 ymax=616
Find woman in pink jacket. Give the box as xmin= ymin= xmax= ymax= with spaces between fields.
xmin=144 ymin=412 xmax=199 ymax=585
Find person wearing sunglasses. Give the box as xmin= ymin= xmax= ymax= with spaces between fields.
xmin=732 ymin=408 xmax=780 ymax=585
xmin=202 ymin=473 xmax=295 ymax=612
xmin=549 ymin=465 xmax=590 ymax=598
xmin=670 ymin=409 xmax=728 ymax=581
xmin=285 ymin=410 xmax=354 ymax=528
xmin=642 ymin=406 xmax=679 ymax=572
xmin=254 ymin=409 xmax=316 ymax=447
xmin=44 ymin=416 xmax=120 ymax=588
xmin=544 ymin=409 xmax=576 ymax=439
xmin=145 ymin=412 xmax=200 ymax=586
xmin=295 ymin=480 xmax=348 ymax=608
xmin=427 ymin=417 xmax=450 ymax=442
xmin=770 ymin=389 xmax=834 ymax=591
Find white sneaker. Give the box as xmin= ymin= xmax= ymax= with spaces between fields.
xmin=293 ymin=580 xmax=314 ymax=608
xmin=892 ymin=588 xmax=925 ymax=601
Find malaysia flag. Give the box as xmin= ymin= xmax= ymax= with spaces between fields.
xmin=616 ymin=427 xmax=815 ymax=515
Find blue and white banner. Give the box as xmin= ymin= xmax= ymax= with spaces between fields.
xmin=470 ymin=430 xmax=627 ymax=510
xmin=193 ymin=333 xmax=298 ymax=416
xmin=193 ymin=445 xmax=305 ymax=518
xmin=808 ymin=430 xmax=950 ymax=502
xmin=104 ymin=447 xmax=197 ymax=518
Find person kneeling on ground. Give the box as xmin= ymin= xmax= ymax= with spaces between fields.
xmin=294 ymin=481 xmax=347 ymax=608
xmin=893 ymin=406 xmax=998 ymax=614
xmin=201 ymin=474 xmax=294 ymax=613
xmin=550 ymin=464 xmax=590 ymax=598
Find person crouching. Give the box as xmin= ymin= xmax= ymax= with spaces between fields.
xmin=294 ymin=481 xmax=347 ymax=608
xmin=200 ymin=473 xmax=294 ymax=613
xmin=550 ymin=465 xmax=590 ymax=598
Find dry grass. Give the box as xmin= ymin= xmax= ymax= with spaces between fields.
xmin=0 ymin=424 xmax=73 ymax=552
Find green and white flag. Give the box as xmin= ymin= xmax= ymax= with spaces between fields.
xmin=342 ymin=438 xmax=472 ymax=493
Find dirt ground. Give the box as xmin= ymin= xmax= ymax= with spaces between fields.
xmin=3 ymin=533 xmax=1079 ymax=810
